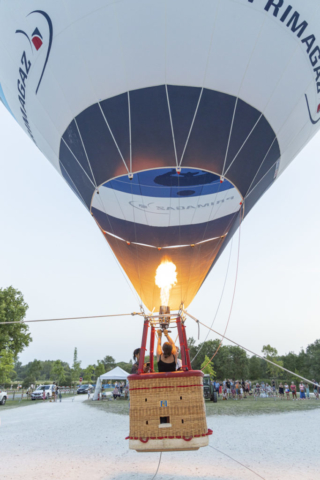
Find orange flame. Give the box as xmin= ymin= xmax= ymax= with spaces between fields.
xmin=155 ymin=260 xmax=177 ymax=306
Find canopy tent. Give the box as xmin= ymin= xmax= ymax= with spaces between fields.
xmin=93 ymin=366 xmax=129 ymax=400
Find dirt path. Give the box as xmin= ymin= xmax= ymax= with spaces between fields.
xmin=1 ymin=396 xmax=319 ymax=479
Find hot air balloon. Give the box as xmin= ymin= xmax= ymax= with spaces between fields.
xmin=1 ymin=0 xmax=320 ymax=453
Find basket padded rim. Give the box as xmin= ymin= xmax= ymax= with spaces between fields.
xmin=129 ymin=370 xmax=204 ymax=381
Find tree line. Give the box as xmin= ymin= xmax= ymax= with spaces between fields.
xmin=189 ymin=338 xmax=320 ymax=382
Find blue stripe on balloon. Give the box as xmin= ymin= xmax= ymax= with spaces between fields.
xmin=103 ymin=168 xmax=233 ymax=198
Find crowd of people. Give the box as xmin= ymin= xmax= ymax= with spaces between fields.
xmin=129 ymin=333 xmax=320 ymax=403
xmin=212 ymin=379 xmax=320 ymax=400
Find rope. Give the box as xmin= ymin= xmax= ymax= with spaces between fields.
xmin=184 ymin=311 xmax=319 ymax=388
xmin=0 ymin=313 xmax=140 ymax=325
xmin=191 ymin=237 xmax=233 ymax=364
xmin=200 ymin=207 xmax=243 ymax=371
xmin=150 ymin=452 xmax=162 ymax=480
xmin=208 ymin=445 xmax=266 ymax=480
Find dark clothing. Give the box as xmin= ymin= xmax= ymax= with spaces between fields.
xmin=158 ymin=355 xmax=176 ymax=373
xmin=131 ymin=362 xmax=139 ymax=374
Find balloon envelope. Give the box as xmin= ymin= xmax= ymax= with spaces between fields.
xmin=1 ymin=0 xmax=320 ymax=310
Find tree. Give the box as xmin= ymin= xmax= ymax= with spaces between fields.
xmin=249 ymin=356 xmax=262 ymax=380
xmin=262 ymin=345 xmax=278 ymax=357
xmin=51 ymin=360 xmax=66 ymax=384
xmin=27 ymin=360 xmax=42 ymax=383
xmin=0 ymin=349 xmax=15 ymax=384
xmin=95 ymin=360 xmax=106 ymax=379
xmin=262 ymin=345 xmax=284 ymax=378
xmin=102 ymin=355 xmax=116 ymax=372
xmin=83 ymin=365 xmax=94 ymax=383
xmin=201 ymin=355 xmax=216 ymax=378
xmin=71 ymin=348 xmax=81 ymax=386
xmin=116 ymin=361 xmax=133 ymax=373
xmin=0 ymin=287 xmax=31 ymax=357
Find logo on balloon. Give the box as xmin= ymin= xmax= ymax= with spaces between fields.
xmin=15 ymin=10 xmax=53 ymax=144
xmin=31 ymin=28 xmax=43 ymax=51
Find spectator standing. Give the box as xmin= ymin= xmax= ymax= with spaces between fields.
xmin=271 ymin=379 xmax=276 ymax=394
xmin=215 ymin=380 xmax=220 ymax=396
xmin=306 ymin=384 xmax=310 ymax=399
xmin=226 ymin=379 xmax=231 ymax=398
xmin=231 ymin=384 xmax=236 ymax=399
xmin=290 ymin=382 xmax=297 ymax=400
xmin=279 ymin=383 xmax=284 ymax=400
xmin=235 ymin=380 xmax=239 ymax=397
xmin=299 ymin=383 xmax=306 ymax=400
xmin=239 ymin=386 xmax=243 ymax=400
xmin=284 ymin=383 xmax=290 ymax=400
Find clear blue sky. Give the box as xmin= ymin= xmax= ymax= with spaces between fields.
xmin=1 ymin=103 xmax=319 ymax=368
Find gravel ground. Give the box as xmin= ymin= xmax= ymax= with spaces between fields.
xmin=1 ymin=395 xmax=319 ymax=480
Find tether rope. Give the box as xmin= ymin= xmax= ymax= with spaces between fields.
xmin=184 ymin=311 xmax=319 ymax=387
xmin=208 ymin=445 xmax=266 ymax=480
xmin=150 ymin=452 xmax=162 ymax=480
xmin=0 ymin=313 xmax=139 ymax=325
xmin=200 ymin=207 xmax=243 ymax=371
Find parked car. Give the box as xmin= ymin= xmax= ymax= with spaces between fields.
xmin=0 ymin=386 xmax=7 ymax=405
xmin=31 ymin=385 xmax=55 ymax=400
xmin=77 ymin=384 xmax=93 ymax=394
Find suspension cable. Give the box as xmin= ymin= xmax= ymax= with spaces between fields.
xmin=191 ymin=237 xmax=233 ymax=364
xmin=184 ymin=310 xmax=319 ymax=387
xmin=199 ymin=207 xmax=243 ymax=370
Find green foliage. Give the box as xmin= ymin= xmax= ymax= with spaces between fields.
xmin=0 ymin=287 xmax=31 ymax=358
xmin=116 ymin=361 xmax=133 ymax=374
xmin=0 ymin=349 xmax=15 ymax=383
xmin=71 ymin=348 xmax=81 ymax=385
xmin=249 ymin=356 xmax=262 ymax=379
xmin=83 ymin=364 xmax=94 ymax=383
xmin=201 ymin=355 xmax=216 ymax=378
xmin=262 ymin=344 xmax=284 ymax=378
xmin=51 ymin=360 xmax=66 ymax=384
xmin=94 ymin=360 xmax=106 ymax=378
xmin=102 ymin=355 xmax=116 ymax=372
xmin=262 ymin=345 xmax=278 ymax=357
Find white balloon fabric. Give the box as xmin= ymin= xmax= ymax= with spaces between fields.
xmin=1 ymin=0 xmax=320 ymax=310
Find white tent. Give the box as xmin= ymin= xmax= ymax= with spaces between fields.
xmin=93 ymin=366 xmax=129 ymax=400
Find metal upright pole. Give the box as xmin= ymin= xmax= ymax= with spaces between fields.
xmin=176 ymin=316 xmax=188 ymax=371
xmin=181 ymin=321 xmax=192 ymax=371
xmin=150 ymin=326 xmax=155 ymax=372
xmin=138 ymin=318 xmax=149 ymax=374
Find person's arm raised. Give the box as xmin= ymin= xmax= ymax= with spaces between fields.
xmin=163 ymin=330 xmax=177 ymax=355
xmin=157 ymin=330 xmax=162 ymax=359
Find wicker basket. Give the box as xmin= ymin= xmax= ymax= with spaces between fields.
xmin=127 ymin=371 xmax=211 ymax=452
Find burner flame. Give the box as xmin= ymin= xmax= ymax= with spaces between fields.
xmin=155 ymin=260 xmax=177 ymax=307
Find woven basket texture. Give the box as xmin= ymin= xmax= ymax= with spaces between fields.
xmin=129 ymin=374 xmax=207 ymax=438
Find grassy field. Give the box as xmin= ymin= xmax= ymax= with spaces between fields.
xmin=85 ymin=396 xmax=320 ymax=417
